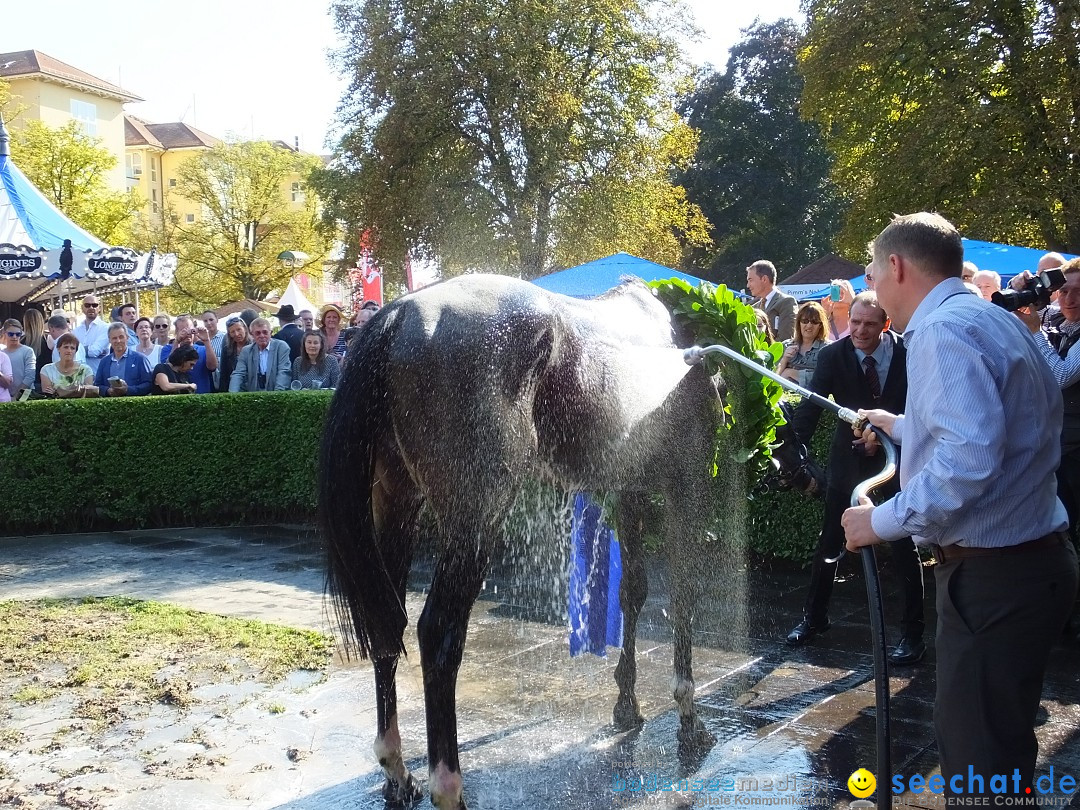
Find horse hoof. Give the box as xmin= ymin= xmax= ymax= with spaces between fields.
xmin=677 ymin=721 xmax=716 ymax=755
xmin=613 ymin=699 xmax=645 ymax=731
xmin=382 ymin=773 xmax=422 ymax=806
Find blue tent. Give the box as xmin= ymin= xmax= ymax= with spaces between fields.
xmin=961 ymin=238 xmax=1076 ymax=281
xmin=0 ymin=114 xmax=175 ymax=304
xmin=532 ymin=252 xmax=707 ymax=297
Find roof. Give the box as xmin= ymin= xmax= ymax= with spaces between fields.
xmin=961 ymin=238 xmax=1078 ymax=281
xmin=531 ymin=252 xmax=706 ymax=298
xmin=125 ymin=116 xmax=220 ymax=149
xmin=0 ymin=50 xmax=142 ymax=102
xmin=779 ymin=254 xmax=865 ymax=286
xmin=213 ymin=299 xmax=280 ymax=319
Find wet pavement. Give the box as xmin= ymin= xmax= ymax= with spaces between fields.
xmin=2 ymin=526 xmax=1080 ymax=809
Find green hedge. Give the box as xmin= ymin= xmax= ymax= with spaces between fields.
xmin=0 ymin=391 xmax=839 ymax=569
xmin=0 ymin=392 xmax=330 ymax=535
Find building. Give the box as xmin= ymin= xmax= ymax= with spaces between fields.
xmin=124 ymin=116 xmax=219 ymax=223
xmin=0 ymin=49 xmax=141 ymax=193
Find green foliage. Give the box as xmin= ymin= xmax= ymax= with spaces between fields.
xmin=801 ymin=0 xmax=1080 ymax=254
xmin=679 ymin=20 xmax=846 ymax=287
xmin=9 ymin=120 xmax=141 ymax=244
xmin=0 ymin=392 xmax=330 ymax=535
xmin=315 ymin=0 xmax=710 ymax=282
xmin=650 ymin=277 xmax=785 ymax=480
xmin=131 ymin=141 xmax=333 ymax=309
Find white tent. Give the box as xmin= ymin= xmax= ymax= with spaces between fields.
xmin=276 ymin=277 xmax=317 ymax=314
xmin=0 ymin=114 xmax=175 ymax=305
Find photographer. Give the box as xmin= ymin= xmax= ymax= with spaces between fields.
xmin=1013 ymin=258 xmax=1080 ymax=542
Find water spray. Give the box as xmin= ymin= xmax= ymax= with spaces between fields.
xmin=685 ymin=344 xmax=896 ymax=810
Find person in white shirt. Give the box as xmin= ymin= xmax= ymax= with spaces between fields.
xmin=72 ymin=295 xmax=108 ymax=362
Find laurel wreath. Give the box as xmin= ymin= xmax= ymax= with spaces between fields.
xmin=649 ymin=277 xmax=786 ymax=479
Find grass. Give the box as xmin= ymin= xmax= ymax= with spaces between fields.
xmin=0 ymin=597 xmax=333 ymax=725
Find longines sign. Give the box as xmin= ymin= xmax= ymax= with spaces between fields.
xmin=88 ymin=255 xmax=137 ymax=274
xmin=0 ymin=245 xmax=43 ymax=274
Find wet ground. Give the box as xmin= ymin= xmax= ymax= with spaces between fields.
xmin=2 ymin=525 xmax=1080 ymax=809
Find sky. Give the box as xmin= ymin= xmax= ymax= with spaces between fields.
xmin=4 ymin=0 xmax=803 ymax=155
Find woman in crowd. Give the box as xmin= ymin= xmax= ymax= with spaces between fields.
xmin=320 ymin=303 xmax=348 ymax=361
xmin=777 ymin=301 xmax=829 ymax=387
xmin=3 ymin=319 xmax=36 ymax=399
xmin=152 ymin=345 xmax=199 ymax=395
xmin=21 ymin=307 xmax=49 ymax=388
xmin=217 ymin=317 xmax=251 ymax=393
xmin=821 ymin=278 xmax=855 ymax=340
xmin=152 ymin=314 xmax=172 ymax=346
xmin=39 ymin=333 xmax=96 ymax=397
xmin=291 ymin=330 xmax=341 ymax=390
xmin=133 ymin=317 xmax=164 ymax=367
xmin=0 ymin=345 xmax=11 ymax=402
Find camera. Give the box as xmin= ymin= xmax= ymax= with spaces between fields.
xmin=991 ymin=268 xmax=1066 ymax=312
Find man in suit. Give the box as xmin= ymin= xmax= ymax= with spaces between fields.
xmin=274 ymin=305 xmax=304 ymax=362
xmin=785 ymin=291 xmax=926 ymax=665
xmin=746 ymin=260 xmax=798 ymax=341
xmin=229 ymin=318 xmax=292 ymax=392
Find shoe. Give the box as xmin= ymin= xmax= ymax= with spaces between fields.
xmin=786 ymin=618 xmax=830 ymax=646
xmin=888 ymin=637 xmax=926 ymax=665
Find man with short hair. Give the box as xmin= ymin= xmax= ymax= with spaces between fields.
xmin=299 ymin=309 xmax=314 ymax=331
xmin=118 ymin=303 xmax=139 ymax=348
xmin=746 ymin=260 xmax=797 ymax=341
xmin=160 ymin=315 xmax=218 ymax=394
xmin=786 ymin=292 xmax=924 ymax=663
xmin=45 ymin=314 xmax=86 ymax=364
xmin=844 ymin=212 xmax=1076 ymax=800
xmin=96 ymin=322 xmax=153 ymax=396
xmin=274 ymin=304 xmax=304 ymax=361
xmin=1036 ymin=251 xmax=1068 ymax=329
xmin=228 ymin=318 xmax=291 ymax=392
xmin=202 ymin=310 xmax=225 ymax=357
xmin=73 ymin=295 xmax=108 ymax=362
xmin=972 ymin=269 xmax=1001 ymax=301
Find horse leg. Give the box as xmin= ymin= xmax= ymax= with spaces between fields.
xmin=665 ymin=506 xmax=716 ymax=754
xmin=417 ymin=538 xmax=490 ymax=810
xmin=369 ymin=467 xmax=423 ymax=804
xmin=613 ymin=494 xmax=648 ymax=729
xmin=373 ymin=656 xmax=422 ymax=805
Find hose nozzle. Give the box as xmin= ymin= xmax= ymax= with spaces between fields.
xmin=684 ymin=346 xmax=709 ymax=366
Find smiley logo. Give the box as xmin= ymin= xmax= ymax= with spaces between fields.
xmin=848 ymin=768 xmax=876 ymax=798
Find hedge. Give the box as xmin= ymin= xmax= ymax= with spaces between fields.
xmin=0 ymin=391 xmax=842 ymax=566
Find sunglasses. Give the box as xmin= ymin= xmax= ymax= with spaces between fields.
xmin=153 ymin=324 xmax=169 ymax=329
xmin=800 ymin=318 xmax=821 ymax=324
xmin=6 ymin=331 xmax=24 ymax=338
xmin=83 ymin=303 xmax=99 ymax=308
xmin=226 ymin=317 xmax=243 ymax=327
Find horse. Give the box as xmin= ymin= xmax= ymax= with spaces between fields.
xmin=320 ymin=274 xmax=781 ymax=809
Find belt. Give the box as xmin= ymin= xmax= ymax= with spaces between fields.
xmin=929 ymin=531 xmax=1069 ymax=564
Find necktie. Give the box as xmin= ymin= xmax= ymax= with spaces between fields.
xmin=863 ymin=355 xmax=881 ymax=400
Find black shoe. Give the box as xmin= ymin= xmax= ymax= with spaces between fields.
xmin=888 ymin=637 xmax=926 ymax=666
xmin=786 ymin=618 xmax=830 ymax=646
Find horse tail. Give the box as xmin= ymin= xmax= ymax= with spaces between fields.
xmin=320 ymin=313 xmax=404 ymax=660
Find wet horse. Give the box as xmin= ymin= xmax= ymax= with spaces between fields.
xmin=321 ymin=274 xmax=737 ymax=809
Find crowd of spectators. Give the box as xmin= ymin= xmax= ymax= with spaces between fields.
xmin=0 ymin=296 xmax=381 ymax=401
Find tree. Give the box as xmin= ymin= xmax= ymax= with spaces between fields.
xmin=9 ymin=120 xmax=141 ymax=244
xmin=678 ymin=19 xmax=846 ymax=287
xmin=135 ymin=140 xmax=333 ymax=310
xmin=801 ymin=0 xmax=1080 ymax=255
xmin=313 ymin=0 xmax=710 ymax=284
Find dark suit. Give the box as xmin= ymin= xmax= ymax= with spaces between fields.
xmin=790 ymin=332 xmax=924 ymax=639
xmin=275 ymin=322 xmax=305 ymax=362
xmin=763 ymin=288 xmax=798 ymax=342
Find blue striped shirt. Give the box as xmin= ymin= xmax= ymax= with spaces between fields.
xmin=871 ymin=278 xmax=1069 ymax=547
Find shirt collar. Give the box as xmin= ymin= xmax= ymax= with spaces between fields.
xmin=904 ymin=277 xmax=971 ymax=339
xmin=763 ymin=288 xmax=776 ymax=308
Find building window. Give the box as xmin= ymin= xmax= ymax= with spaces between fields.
xmin=126 ymin=152 xmax=143 ymax=179
xmin=150 ymin=157 xmax=157 ymax=182
xmin=70 ymin=100 xmax=97 ymax=137
xmin=152 ymin=189 xmax=158 ymax=202
xmin=291 ymin=181 xmax=304 ymax=203
xmin=168 ymin=178 xmax=176 ymax=188
xmin=185 ymin=214 xmax=195 ymax=224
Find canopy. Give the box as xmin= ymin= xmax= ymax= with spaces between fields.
xmin=961 ymin=238 xmax=1076 ymax=281
xmin=0 ymin=115 xmax=175 ymax=304
xmin=531 ymin=252 xmax=709 ymax=298
xmin=276 ymin=277 xmax=317 ymax=314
